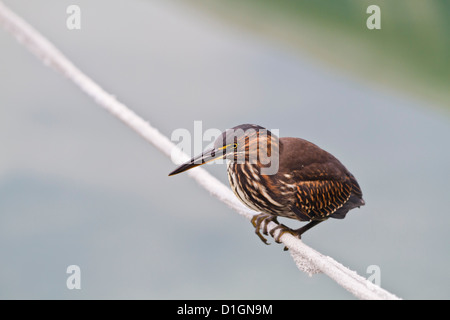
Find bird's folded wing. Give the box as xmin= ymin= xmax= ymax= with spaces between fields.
xmin=293 ymin=178 xmax=353 ymax=220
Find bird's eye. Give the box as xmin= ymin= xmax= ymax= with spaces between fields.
xmin=233 ymin=143 xmax=238 ymax=149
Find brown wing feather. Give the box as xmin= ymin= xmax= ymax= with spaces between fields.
xmin=277 ymin=137 xmax=363 ymax=221
xmin=292 ymin=177 xmax=353 ymax=221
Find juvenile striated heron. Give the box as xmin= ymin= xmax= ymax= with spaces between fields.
xmin=169 ymin=124 xmax=364 ymax=247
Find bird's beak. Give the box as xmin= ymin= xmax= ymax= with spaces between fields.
xmin=168 ymin=146 xmax=229 ymax=176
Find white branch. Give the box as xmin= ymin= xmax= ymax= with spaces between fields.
xmin=0 ymin=1 xmax=400 ymax=300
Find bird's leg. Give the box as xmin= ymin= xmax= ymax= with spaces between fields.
xmin=251 ymin=213 xmax=277 ymax=245
xmin=293 ymin=220 xmax=324 ymax=238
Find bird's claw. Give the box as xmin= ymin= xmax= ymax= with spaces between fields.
xmin=251 ymin=214 xmax=315 ymax=251
xmin=268 ymin=224 xmax=300 ymax=251
xmin=269 ymin=224 xmax=298 ymax=242
xmin=255 ymin=229 xmax=270 ymax=245
xmin=251 ymin=214 xmax=279 ymax=245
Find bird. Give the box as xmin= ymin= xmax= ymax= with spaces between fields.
xmin=169 ymin=124 xmax=364 ymax=248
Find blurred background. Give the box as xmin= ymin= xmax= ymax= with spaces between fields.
xmin=0 ymin=0 xmax=449 ymax=299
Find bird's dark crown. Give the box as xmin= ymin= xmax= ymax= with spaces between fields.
xmin=214 ymin=124 xmax=280 ymax=163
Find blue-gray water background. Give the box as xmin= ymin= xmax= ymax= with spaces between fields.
xmin=0 ymin=0 xmax=449 ymax=299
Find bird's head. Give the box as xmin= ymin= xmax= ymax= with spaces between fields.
xmin=169 ymin=124 xmax=280 ymax=176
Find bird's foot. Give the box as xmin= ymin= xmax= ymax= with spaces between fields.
xmin=269 ymin=220 xmax=325 ymax=250
xmin=250 ymin=214 xmax=279 ymax=245
xmin=269 ymin=224 xmax=298 ymax=242
xmin=269 ymin=224 xmax=299 ymax=251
